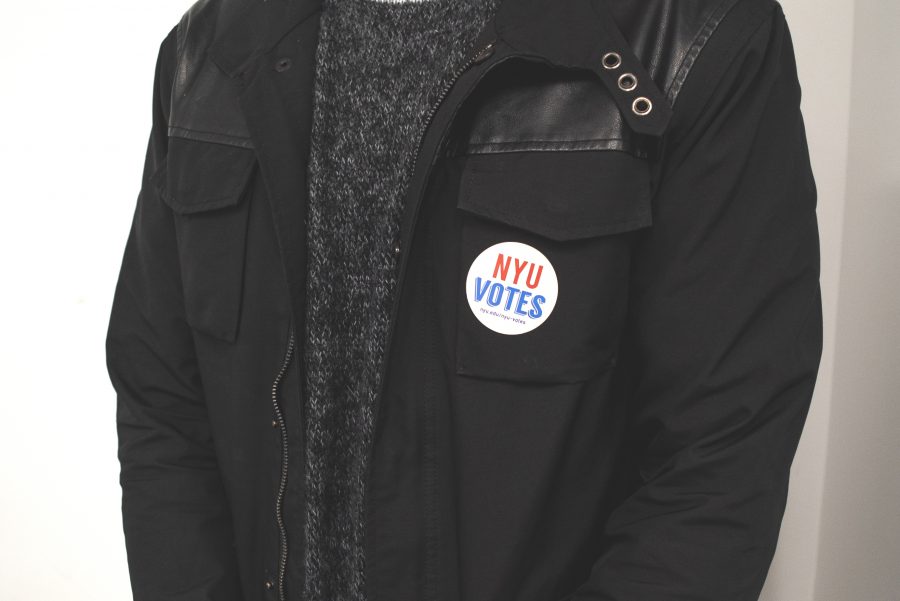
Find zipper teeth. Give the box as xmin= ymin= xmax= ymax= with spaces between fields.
xmin=271 ymin=328 xmax=296 ymax=601
xmin=266 ymin=43 xmax=489 ymax=599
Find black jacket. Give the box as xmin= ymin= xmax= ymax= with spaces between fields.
xmin=105 ymin=0 xmax=824 ymax=600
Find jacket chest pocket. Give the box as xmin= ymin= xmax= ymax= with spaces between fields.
xmin=454 ymin=150 xmax=652 ymax=384
xmin=151 ymin=137 xmax=256 ymax=343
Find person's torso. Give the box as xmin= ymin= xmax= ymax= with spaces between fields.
xmin=153 ymin=0 xmax=757 ymax=598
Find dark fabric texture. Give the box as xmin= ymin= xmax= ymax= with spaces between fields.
xmin=301 ymin=0 xmax=500 ymax=599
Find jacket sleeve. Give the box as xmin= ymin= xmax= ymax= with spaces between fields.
xmin=571 ymin=4 xmax=823 ymax=600
xmin=105 ymin=25 xmax=244 ymax=601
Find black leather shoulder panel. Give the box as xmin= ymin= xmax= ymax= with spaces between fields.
xmin=447 ymin=57 xmax=649 ymax=158
xmin=606 ymin=0 xmax=764 ymax=106
xmin=170 ymin=0 xmax=254 ymax=148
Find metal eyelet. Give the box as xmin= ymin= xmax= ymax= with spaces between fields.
xmin=601 ymin=52 xmax=622 ymax=70
xmin=632 ymin=96 xmax=653 ymax=116
xmin=618 ymin=73 xmax=637 ymax=92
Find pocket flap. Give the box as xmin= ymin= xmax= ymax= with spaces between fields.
xmin=150 ymin=136 xmax=255 ymax=342
xmin=156 ymin=136 xmax=257 ymax=214
xmin=457 ymin=150 xmax=652 ymax=241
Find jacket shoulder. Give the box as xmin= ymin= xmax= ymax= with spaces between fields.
xmin=166 ymin=0 xmax=254 ymax=146
xmin=608 ymin=0 xmax=782 ymax=105
xmin=177 ymin=0 xmax=251 ymax=39
xmin=174 ymin=0 xmax=251 ymax=81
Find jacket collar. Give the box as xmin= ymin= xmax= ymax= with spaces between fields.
xmin=206 ymin=0 xmax=617 ymax=79
xmin=208 ymin=0 xmax=323 ymax=80
xmin=208 ymin=0 xmax=670 ymax=136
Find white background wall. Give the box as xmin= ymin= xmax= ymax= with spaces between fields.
xmin=0 ymin=1 xmax=896 ymax=600
xmin=811 ymin=2 xmax=900 ymax=599
xmin=0 ymin=3 xmax=196 ymax=598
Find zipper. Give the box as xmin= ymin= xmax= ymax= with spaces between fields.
xmin=403 ymin=38 xmax=497 ymax=185
xmin=271 ymin=325 xmax=296 ymax=601
xmin=272 ymin=40 xmax=501 ymax=600
xmin=361 ymin=34 xmax=520 ymax=600
xmin=372 ymin=37 xmax=509 ymax=448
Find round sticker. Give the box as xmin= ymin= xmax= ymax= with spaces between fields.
xmin=464 ymin=241 xmax=558 ymax=335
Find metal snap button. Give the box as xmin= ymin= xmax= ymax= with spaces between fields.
xmin=393 ymin=244 xmax=401 ymax=255
xmin=274 ymin=57 xmax=292 ymax=72
xmin=601 ymin=52 xmax=622 ymax=70
xmin=617 ymin=73 xmax=637 ymax=92
xmin=632 ymin=97 xmax=653 ymax=116
xmin=264 ymin=579 xmax=275 ymax=590
xmin=271 ymin=419 xmax=278 ymax=428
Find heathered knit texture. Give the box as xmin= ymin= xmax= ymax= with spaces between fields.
xmin=302 ymin=0 xmax=500 ymax=600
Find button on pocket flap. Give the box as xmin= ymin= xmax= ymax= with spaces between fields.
xmin=157 ymin=136 xmax=257 ymax=215
xmin=457 ymin=150 xmax=652 ymax=241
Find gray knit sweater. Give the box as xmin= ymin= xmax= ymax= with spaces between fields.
xmin=302 ymin=0 xmax=500 ymax=599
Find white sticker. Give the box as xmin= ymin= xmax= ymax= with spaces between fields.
xmin=464 ymin=241 xmax=558 ymax=335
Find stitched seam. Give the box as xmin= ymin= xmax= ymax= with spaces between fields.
xmin=167 ymin=126 xmax=255 ymax=149
xmin=668 ymin=0 xmax=777 ymax=108
xmin=164 ymin=195 xmax=243 ymax=213
xmin=670 ymin=2 xmax=779 ymax=149
xmin=462 ymin=138 xmax=632 ymax=151
xmin=460 ymin=201 xmax=652 ymax=239
xmin=665 ymin=0 xmax=740 ymax=104
xmin=462 ymin=142 xmax=647 ymax=158
xmin=468 ymin=136 xmax=628 ymax=147
xmin=455 ymin=145 xmax=648 ymax=159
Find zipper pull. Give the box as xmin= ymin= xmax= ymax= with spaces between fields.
xmin=472 ymin=40 xmax=496 ymax=64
